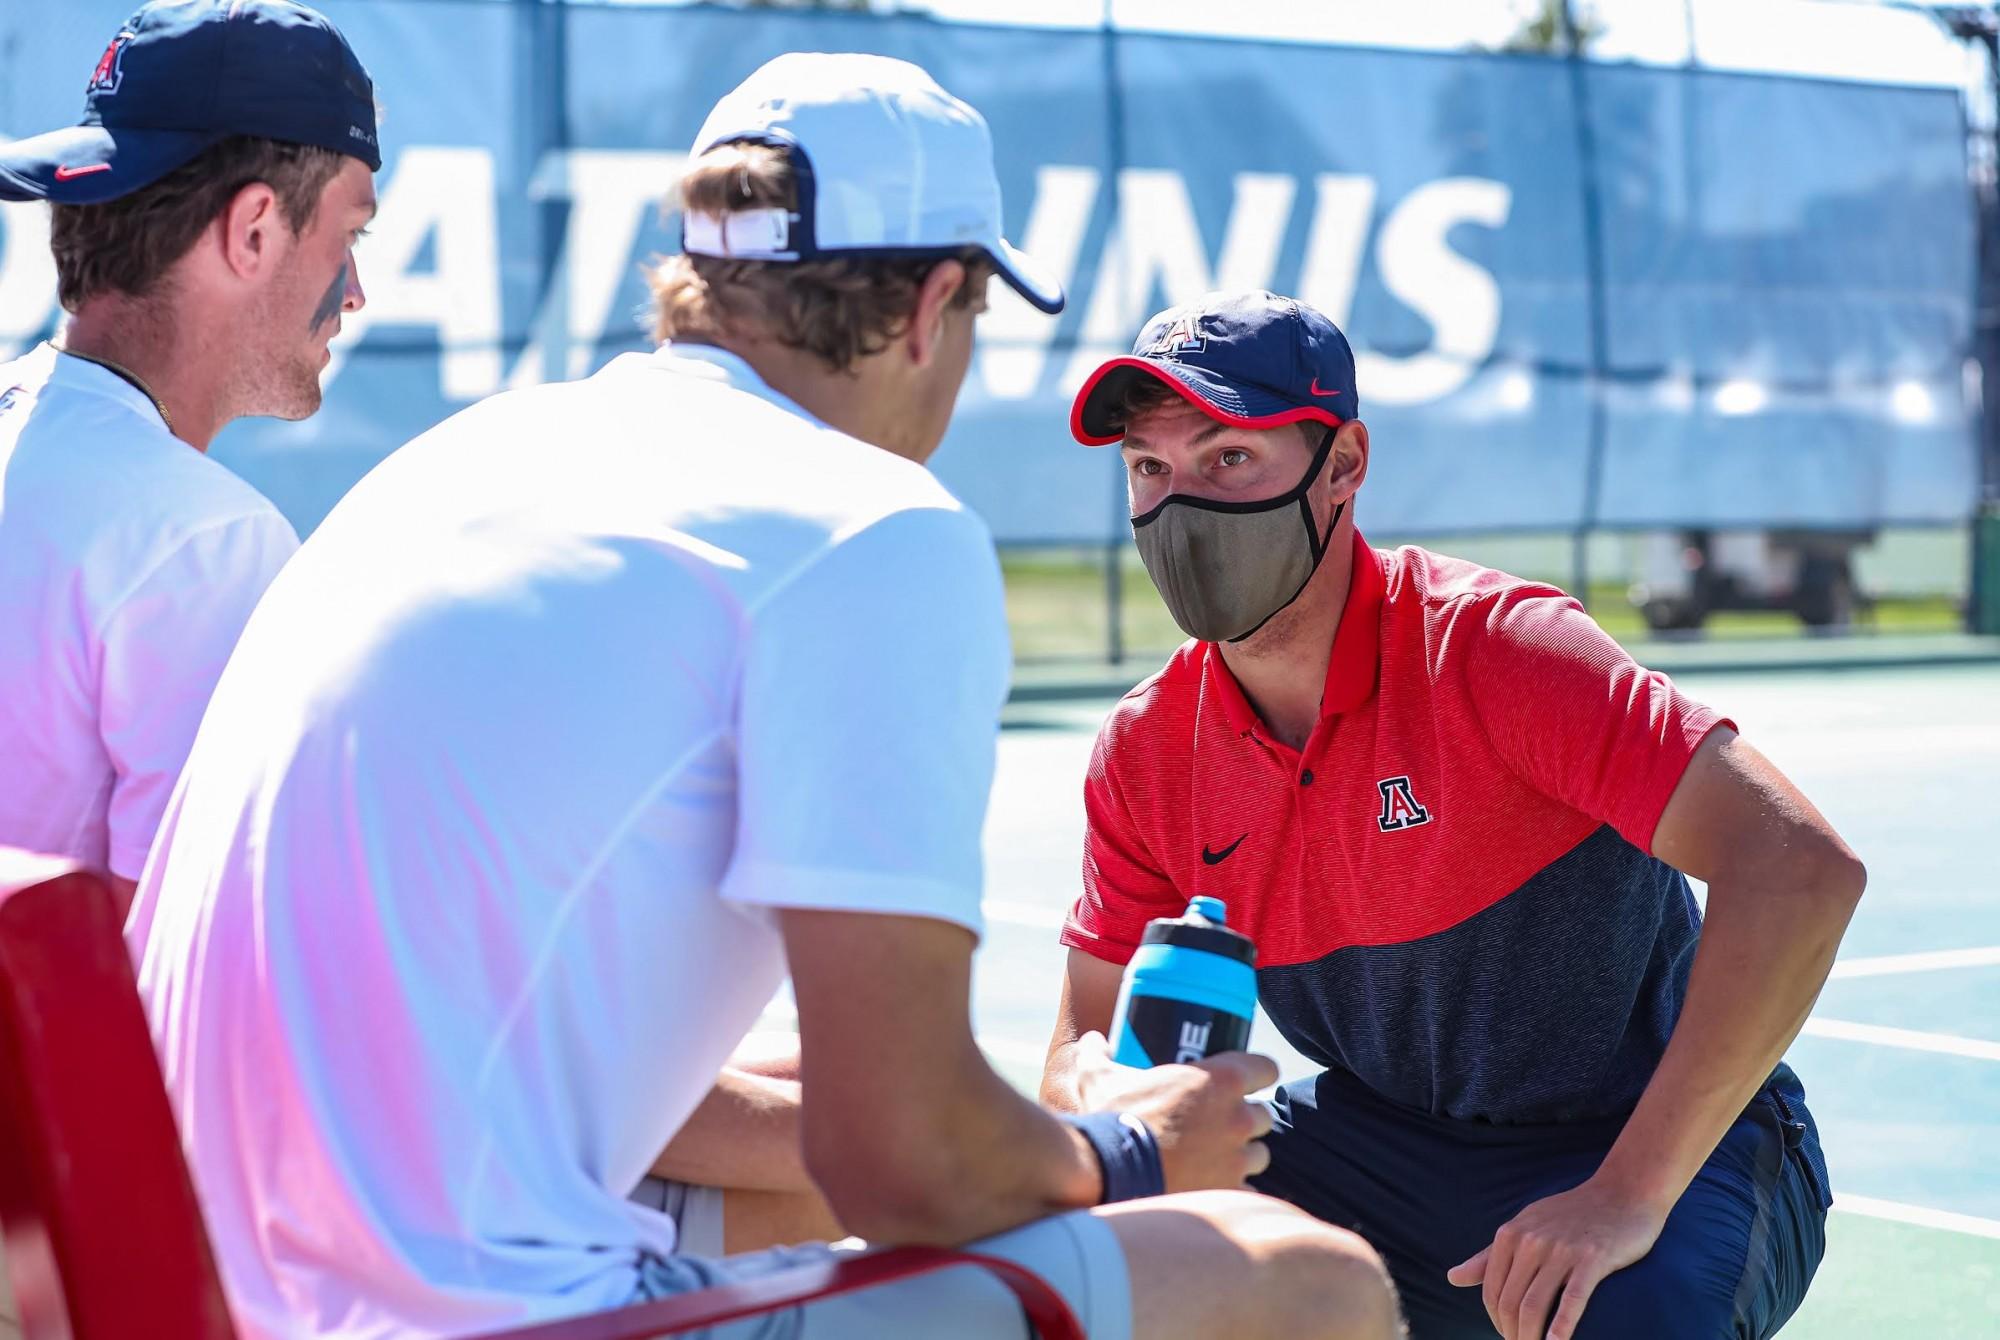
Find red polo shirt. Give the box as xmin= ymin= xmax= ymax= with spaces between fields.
xmin=1063 ymin=532 xmax=1732 ymax=1123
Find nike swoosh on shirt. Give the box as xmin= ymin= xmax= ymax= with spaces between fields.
xmin=1201 ymin=834 xmax=1247 ymax=865
xmin=53 ymin=163 xmax=113 ymax=181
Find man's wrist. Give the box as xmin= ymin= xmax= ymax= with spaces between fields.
xmin=1060 ymin=1111 xmax=1165 ymax=1203
xmin=1041 ymin=1056 xmax=1087 ymax=1114
xmin=1058 ymin=1121 xmax=1106 ymax=1204
xmin=1589 ymin=1147 xmax=1687 ymax=1216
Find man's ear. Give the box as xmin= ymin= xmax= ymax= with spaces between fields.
xmin=905 ymin=259 xmax=967 ymax=369
xmin=1325 ymin=419 xmax=1370 ymax=502
xmin=217 ymin=181 xmax=284 ymax=282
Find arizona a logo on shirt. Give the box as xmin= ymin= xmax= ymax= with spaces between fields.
xmin=1376 ymin=776 xmax=1431 ymax=832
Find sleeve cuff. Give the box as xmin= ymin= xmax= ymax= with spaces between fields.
xmin=1632 ymin=709 xmax=1736 ymax=855
xmin=1059 ymin=918 xmax=1141 ymax=966
xmin=720 ymin=859 xmax=984 ymax=941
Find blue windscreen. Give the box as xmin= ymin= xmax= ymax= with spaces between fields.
xmin=0 ymin=3 xmax=1975 ymax=539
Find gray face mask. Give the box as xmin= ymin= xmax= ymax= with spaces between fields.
xmin=1131 ymin=426 xmax=1343 ymax=644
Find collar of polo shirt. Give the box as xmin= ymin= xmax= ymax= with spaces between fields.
xmin=1202 ymin=530 xmax=1387 ymax=742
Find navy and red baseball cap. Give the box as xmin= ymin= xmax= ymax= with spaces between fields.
xmin=1071 ymin=289 xmax=1359 ymax=445
xmin=0 ymin=0 xmax=379 ymax=206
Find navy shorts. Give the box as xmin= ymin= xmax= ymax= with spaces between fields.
xmin=1251 ymin=1066 xmax=1829 ymax=1340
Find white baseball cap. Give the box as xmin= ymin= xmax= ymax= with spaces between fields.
xmin=684 ymin=52 xmax=1065 ymax=315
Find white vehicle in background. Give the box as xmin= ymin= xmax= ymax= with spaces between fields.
xmin=1630 ymin=530 xmax=1868 ymax=632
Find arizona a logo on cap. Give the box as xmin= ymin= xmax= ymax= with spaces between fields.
xmin=1148 ymin=313 xmax=1206 ymax=357
xmin=88 ymin=33 xmax=132 ymax=96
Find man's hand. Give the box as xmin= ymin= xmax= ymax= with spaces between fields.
xmin=1446 ymin=1178 xmax=1668 ymax=1340
xmin=1070 ymin=1030 xmax=1278 ymax=1191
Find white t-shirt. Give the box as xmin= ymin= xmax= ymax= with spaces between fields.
xmin=0 ymin=343 xmax=298 ymax=878
xmin=129 ymin=344 xmax=1012 ymax=1338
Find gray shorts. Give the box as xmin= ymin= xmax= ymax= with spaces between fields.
xmin=627 ymin=1177 xmax=1130 ymax=1339
xmin=631 ymin=1174 xmax=729 ymax=1256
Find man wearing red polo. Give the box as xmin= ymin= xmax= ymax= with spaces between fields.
xmin=1040 ymin=290 xmax=1865 ymax=1340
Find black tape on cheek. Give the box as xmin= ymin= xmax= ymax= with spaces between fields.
xmin=310 ymin=263 xmax=348 ymax=332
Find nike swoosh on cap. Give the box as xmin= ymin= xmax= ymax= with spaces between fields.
xmin=1201 ymin=834 xmax=1247 ymax=865
xmin=1308 ymin=378 xmax=1341 ymax=398
xmin=53 ymin=163 xmax=113 ymax=180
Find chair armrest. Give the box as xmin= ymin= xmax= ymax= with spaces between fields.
xmin=466 ymin=1243 xmax=1083 ymax=1340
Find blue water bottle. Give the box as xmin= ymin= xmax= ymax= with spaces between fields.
xmin=1109 ymin=896 xmax=1258 ymax=1068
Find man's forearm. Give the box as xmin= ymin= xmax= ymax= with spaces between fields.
xmin=651 ymin=1066 xmax=815 ymax=1192
xmin=1593 ymin=868 xmax=1861 ymax=1211
xmin=1038 ymin=1036 xmax=1088 ymax=1112
xmin=806 ymin=1040 xmax=1102 ymax=1246
xmin=1039 ymin=952 xmax=1125 ymax=1113
xmin=949 ymin=1066 xmax=1107 ymax=1229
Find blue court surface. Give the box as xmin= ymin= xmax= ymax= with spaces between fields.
xmin=955 ymin=661 xmax=1998 ymax=1337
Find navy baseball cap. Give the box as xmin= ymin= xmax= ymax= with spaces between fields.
xmin=1071 ymin=290 xmax=1358 ymax=445
xmin=0 ymin=0 xmax=378 ymax=206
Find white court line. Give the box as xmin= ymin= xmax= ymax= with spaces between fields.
xmin=1801 ymin=1017 xmax=2000 ymax=1063
xmin=1834 ymin=1195 xmax=2000 ymax=1240
xmin=983 ymin=900 xmax=1068 ymax=930
xmin=1828 ymin=945 xmax=2000 ymax=979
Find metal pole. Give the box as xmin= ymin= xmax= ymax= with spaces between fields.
xmin=516 ymin=0 xmax=571 ymax=383
xmin=1973 ymin=26 xmax=2000 ymax=631
xmin=1101 ymin=0 xmax=1128 ymax=664
xmin=1562 ymin=1 xmax=1612 ymax=613
xmin=1916 ymin=7 xmax=2000 ymax=629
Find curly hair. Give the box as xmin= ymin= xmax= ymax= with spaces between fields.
xmin=49 ymin=135 xmax=343 ymax=311
xmin=650 ymin=140 xmax=995 ymax=373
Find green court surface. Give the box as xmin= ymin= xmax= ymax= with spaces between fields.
xmin=964 ymin=661 xmax=1999 ymax=1337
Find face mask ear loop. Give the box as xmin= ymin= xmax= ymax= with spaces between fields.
xmin=1315 ymin=501 xmax=1346 ymax=562
xmin=1299 ymin=424 xmax=1341 ymax=563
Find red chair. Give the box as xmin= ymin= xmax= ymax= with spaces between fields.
xmin=0 ymin=852 xmax=1083 ymax=1340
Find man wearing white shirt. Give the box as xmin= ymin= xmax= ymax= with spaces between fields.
xmin=130 ymin=53 xmax=1401 ymax=1340
xmin=0 ymin=0 xmax=380 ymax=903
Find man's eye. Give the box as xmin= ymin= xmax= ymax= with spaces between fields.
xmin=1218 ymin=449 xmax=1249 ymax=467
xmin=1134 ymin=459 xmax=1165 ymax=476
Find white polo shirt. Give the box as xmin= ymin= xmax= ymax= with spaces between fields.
xmin=0 ymin=343 xmax=298 ymax=878
xmin=129 ymin=344 xmax=1012 ymax=1338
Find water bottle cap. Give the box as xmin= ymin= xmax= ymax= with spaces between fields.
xmin=1185 ymin=897 xmax=1227 ymax=924
xmin=1139 ymin=900 xmax=1256 ymax=965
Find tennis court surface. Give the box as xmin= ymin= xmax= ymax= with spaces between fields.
xmin=976 ymin=660 xmax=1999 ymax=1337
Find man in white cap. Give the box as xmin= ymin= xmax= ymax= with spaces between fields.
xmin=129 ymin=54 xmax=1402 ymax=1340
